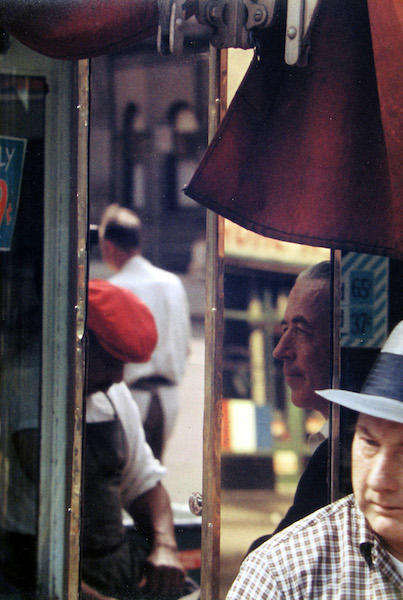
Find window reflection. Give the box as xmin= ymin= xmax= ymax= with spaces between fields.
xmin=0 ymin=74 xmax=45 ymax=597
xmin=220 ymin=230 xmax=331 ymax=598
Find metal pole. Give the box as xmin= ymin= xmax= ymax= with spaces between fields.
xmin=201 ymin=46 xmax=226 ymax=600
xmin=330 ymin=249 xmax=341 ymax=502
xmin=65 ymin=57 xmax=89 ymax=600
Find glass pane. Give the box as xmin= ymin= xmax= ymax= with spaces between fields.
xmin=0 ymin=74 xmax=46 ymax=597
xmin=221 ymin=225 xmax=331 ymax=597
xmin=88 ymin=45 xmax=208 ymax=598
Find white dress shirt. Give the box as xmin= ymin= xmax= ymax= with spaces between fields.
xmin=109 ymin=255 xmax=191 ymax=439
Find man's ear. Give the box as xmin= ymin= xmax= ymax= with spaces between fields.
xmin=102 ymin=239 xmax=130 ymax=271
xmin=101 ymin=238 xmax=114 ymax=262
xmin=100 ymin=239 xmax=117 ymax=266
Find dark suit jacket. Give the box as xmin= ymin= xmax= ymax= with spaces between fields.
xmin=248 ymin=439 xmax=341 ymax=554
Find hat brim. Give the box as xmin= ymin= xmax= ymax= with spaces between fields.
xmin=316 ymin=389 xmax=403 ymax=425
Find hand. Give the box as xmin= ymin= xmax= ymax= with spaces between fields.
xmin=142 ymin=544 xmax=186 ymax=597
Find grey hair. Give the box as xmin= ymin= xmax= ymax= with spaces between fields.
xmin=297 ymin=260 xmax=331 ymax=282
xmin=99 ymin=203 xmax=142 ymax=252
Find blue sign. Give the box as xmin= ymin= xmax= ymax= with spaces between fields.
xmin=0 ymin=136 xmax=27 ymax=251
xmin=341 ymin=253 xmax=389 ymax=348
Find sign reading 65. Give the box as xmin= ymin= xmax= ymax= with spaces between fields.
xmin=341 ymin=253 xmax=389 ymax=348
xmin=350 ymin=273 xmax=374 ymax=303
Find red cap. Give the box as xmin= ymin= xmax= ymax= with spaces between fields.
xmin=87 ymin=279 xmax=157 ymax=363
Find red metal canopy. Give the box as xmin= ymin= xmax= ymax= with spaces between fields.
xmin=185 ymin=0 xmax=403 ymax=259
xmin=0 ymin=0 xmax=160 ymax=59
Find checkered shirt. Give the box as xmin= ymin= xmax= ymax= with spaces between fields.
xmin=226 ymin=494 xmax=403 ymax=599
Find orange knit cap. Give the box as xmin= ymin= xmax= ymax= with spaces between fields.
xmin=87 ymin=279 xmax=157 ymax=363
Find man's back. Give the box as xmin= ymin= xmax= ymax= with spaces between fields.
xmin=109 ymin=254 xmax=190 ymax=385
xmin=98 ymin=203 xmax=192 ymax=455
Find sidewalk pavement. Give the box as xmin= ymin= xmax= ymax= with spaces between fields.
xmin=163 ymin=326 xmax=294 ymax=599
xmin=163 ymin=331 xmax=205 ymax=505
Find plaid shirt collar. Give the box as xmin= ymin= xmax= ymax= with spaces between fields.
xmin=355 ymin=496 xmax=403 ymax=588
xmin=227 ymin=494 xmax=403 ymax=600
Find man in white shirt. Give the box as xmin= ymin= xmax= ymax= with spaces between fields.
xmin=99 ymin=204 xmax=191 ymax=459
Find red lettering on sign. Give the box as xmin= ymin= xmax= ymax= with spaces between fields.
xmin=0 ymin=179 xmax=8 ymax=226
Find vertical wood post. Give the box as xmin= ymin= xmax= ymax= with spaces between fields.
xmin=201 ymin=46 xmax=227 ymax=600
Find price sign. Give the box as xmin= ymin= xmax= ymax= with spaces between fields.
xmin=0 ymin=136 xmax=27 ymax=251
xmin=341 ymin=253 xmax=388 ymax=348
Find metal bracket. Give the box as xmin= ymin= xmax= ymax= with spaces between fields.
xmin=157 ymin=0 xmax=173 ymax=55
xmin=197 ymin=0 xmax=248 ymax=49
xmin=196 ymin=0 xmax=277 ymax=49
xmin=157 ymin=0 xmax=195 ymax=56
xmin=158 ymin=0 xmax=277 ymax=54
xmin=285 ymin=0 xmax=322 ymax=65
xmin=157 ymin=0 xmax=173 ymax=56
xmin=245 ymin=0 xmax=276 ymax=32
xmin=169 ymin=0 xmax=186 ymax=55
xmin=157 ymin=0 xmax=322 ymax=61
xmin=189 ymin=491 xmax=203 ymax=516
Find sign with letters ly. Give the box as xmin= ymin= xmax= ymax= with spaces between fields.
xmin=341 ymin=253 xmax=389 ymax=348
xmin=0 ymin=136 xmax=27 ymax=251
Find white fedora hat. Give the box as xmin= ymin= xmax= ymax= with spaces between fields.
xmin=317 ymin=321 xmax=403 ymax=425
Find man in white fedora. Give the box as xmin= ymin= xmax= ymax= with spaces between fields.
xmin=226 ymin=321 xmax=403 ymax=599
